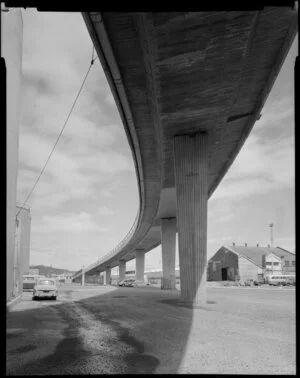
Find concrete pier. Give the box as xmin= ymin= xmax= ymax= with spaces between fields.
xmin=104 ymin=267 xmax=111 ymax=285
xmin=135 ymin=250 xmax=145 ymax=283
xmin=173 ymin=132 xmax=208 ymax=307
xmin=119 ymin=260 xmax=126 ymax=281
xmin=161 ymin=217 xmax=176 ymax=289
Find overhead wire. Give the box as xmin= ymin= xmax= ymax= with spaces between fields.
xmin=16 ymin=46 xmax=98 ymax=218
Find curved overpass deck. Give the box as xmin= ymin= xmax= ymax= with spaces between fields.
xmin=73 ymin=9 xmax=297 ymax=280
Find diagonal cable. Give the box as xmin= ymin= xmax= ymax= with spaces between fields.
xmin=16 ymin=48 xmax=98 ymax=218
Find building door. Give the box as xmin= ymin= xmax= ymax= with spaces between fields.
xmin=221 ymin=267 xmax=228 ymax=281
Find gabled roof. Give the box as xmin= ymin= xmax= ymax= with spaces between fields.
xmin=214 ymin=245 xmax=295 ymax=268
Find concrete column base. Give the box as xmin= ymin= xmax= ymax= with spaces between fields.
xmin=161 ymin=217 xmax=176 ymax=290
xmin=176 ymin=298 xmax=209 ymax=309
xmin=6 ymin=294 xmax=22 ymax=312
xmin=135 ymin=250 xmax=145 ymax=282
xmin=119 ymin=260 xmax=126 ymax=282
xmin=174 ymin=132 xmax=208 ymax=307
xmin=104 ymin=267 xmax=111 ymax=285
xmin=161 ymin=276 xmax=176 ymax=290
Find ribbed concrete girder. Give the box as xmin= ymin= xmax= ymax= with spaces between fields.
xmin=75 ymin=9 xmax=297 ymax=279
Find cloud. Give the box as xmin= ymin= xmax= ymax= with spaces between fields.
xmin=211 ymin=132 xmax=294 ymax=201
xmin=230 ymin=133 xmax=294 ymax=183
xmin=32 ymin=212 xmax=107 ymax=233
xmin=274 ymin=237 xmax=295 ymax=252
xmin=17 ymin=127 xmax=134 ymax=210
xmin=207 ymin=236 xmax=232 ymax=244
xmin=254 ymin=95 xmax=294 ymax=132
xmin=104 ymin=91 xmax=116 ymax=106
xmin=97 ymin=206 xmax=115 ymax=216
xmin=98 ymin=188 xmax=114 ymax=198
xmin=208 ymin=201 xmax=234 ymax=223
xmin=18 ymin=11 xmax=294 ymax=272
xmin=20 ymin=11 xmax=115 ymax=141
xmin=17 ymin=134 xmax=92 ymax=207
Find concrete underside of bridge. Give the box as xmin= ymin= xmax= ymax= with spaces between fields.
xmin=73 ymin=10 xmax=297 ymax=306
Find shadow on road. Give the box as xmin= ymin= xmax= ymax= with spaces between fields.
xmin=6 ymin=286 xmax=193 ymax=374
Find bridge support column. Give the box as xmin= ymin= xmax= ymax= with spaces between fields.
xmin=119 ymin=260 xmax=126 ymax=281
xmin=173 ymin=132 xmax=208 ymax=307
xmin=104 ymin=267 xmax=111 ymax=285
xmin=135 ymin=250 xmax=145 ymax=283
xmin=161 ymin=217 xmax=176 ymax=290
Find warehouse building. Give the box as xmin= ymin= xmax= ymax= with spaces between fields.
xmin=207 ymin=244 xmax=295 ymax=283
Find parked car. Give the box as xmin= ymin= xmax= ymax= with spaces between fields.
xmin=285 ymin=276 xmax=296 ymax=286
xmin=33 ymin=278 xmax=58 ymax=300
xmin=244 ymin=279 xmax=254 ymax=286
xmin=254 ymin=277 xmax=265 ymax=286
xmin=118 ymin=279 xmax=136 ymax=287
xmin=267 ymin=275 xmax=296 ymax=286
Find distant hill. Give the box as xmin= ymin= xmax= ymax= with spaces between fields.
xmin=29 ymin=265 xmax=75 ymax=276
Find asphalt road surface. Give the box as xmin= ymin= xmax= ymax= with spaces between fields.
xmin=6 ymin=284 xmax=295 ymax=374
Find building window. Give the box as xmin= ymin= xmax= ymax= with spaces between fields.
xmin=273 ymin=262 xmax=279 ymax=266
xmin=285 ymin=261 xmax=290 ymax=267
xmin=266 ymin=262 xmax=272 ymax=266
xmin=292 ymin=261 xmax=295 ymax=266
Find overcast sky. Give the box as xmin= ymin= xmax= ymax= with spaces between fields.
xmin=16 ymin=10 xmax=296 ymax=272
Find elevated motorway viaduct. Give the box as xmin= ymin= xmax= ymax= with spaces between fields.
xmin=72 ymin=10 xmax=297 ymax=307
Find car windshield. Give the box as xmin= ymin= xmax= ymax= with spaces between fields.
xmin=37 ymin=280 xmax=55 ymax=285
xmin=24 ymin=277 xmax=35 ymax=281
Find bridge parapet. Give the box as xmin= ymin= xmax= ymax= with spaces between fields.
xmin=72 ymin=211 xmax=140 ymax=280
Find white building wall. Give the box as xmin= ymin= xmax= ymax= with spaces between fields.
xmin=2 ymin=8 xmax=23 ymax=302
xmin=238 ymin=256 xmax=262 ymax=282
xmin=265 ymin=253 xmax=282 ymax=277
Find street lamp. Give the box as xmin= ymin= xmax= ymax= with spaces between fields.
xmin=269 ymin=223 xmax=274 ymax=248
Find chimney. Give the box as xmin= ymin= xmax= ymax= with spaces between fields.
xmin=233 ymin=242 xmax=235 ymax=246
xmin=262 ymin=254 xmax=266 ymax=269
xmin=245 ymin=243 xmax=247 ymax=247
xmin=257 ymin=243 xmax=259 ymax=247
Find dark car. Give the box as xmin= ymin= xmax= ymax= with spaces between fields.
xmin=244 ymin=279 xmax=254 ymax=286
xmin=118 ymin=279 xmax=136 ymax=287
xmin=254 ymin=277 xmax=265 ymax=286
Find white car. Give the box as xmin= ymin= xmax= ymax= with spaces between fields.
xmin=33 ymin=278 xmax=58 ymax=300
xmin=118 ymin=278 xmax=136 ymax=287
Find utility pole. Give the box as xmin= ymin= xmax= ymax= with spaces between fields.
xmin=269 ymin=223 xmax=274 ymax=248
